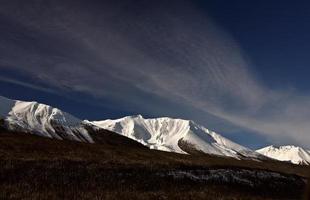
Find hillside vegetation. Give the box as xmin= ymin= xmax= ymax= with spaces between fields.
xmin=0 ymin=129 xmax=309 ymax=200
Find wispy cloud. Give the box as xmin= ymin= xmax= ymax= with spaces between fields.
xmin=0 ymin=0 xmax=309 ymax=148
xmin=0 ymin=76 xmax=58 ymax=94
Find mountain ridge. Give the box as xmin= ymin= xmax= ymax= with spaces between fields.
xmin=1 ymin=96 xmax=264 ymax=160
xmin=1 ymin=95 xmax=309 ymax=165
xmin=256 ymin=145 xmax=310 ymax=165
xmin=89 ymin=115 xmax=264 ymax=160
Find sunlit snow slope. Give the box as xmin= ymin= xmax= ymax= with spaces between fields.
xmin=256 ymin=145 xmax=310 ymax=165
xmin=0 ymin=96 xmax=93 ymax=142
xmin=90 ymin=115 xmax=263 ymax=159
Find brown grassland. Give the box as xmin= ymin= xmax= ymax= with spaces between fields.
xmin=0 ymin=128 xmax=309 ymax=200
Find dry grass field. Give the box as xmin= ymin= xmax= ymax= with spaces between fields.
xmin=0 ymin=129 xmax=309 ymax=200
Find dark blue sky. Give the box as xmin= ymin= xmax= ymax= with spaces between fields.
xmin=1 ymin=0 xmax=310 ymax=149
xmin=203 ymin=0 xmax=310 ymax=90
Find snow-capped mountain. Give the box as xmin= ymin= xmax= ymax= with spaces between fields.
xmin=256 ymin=145 xmax=310 ymax=165
xmin=89 ymin=115 xmax=264 ymax=159
xmin=0 ymin=96 xmax=93 ymax=142
xmin=0 ymin=96 xmax=265 ymax=160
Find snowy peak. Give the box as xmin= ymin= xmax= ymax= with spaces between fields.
xmin=90 ymin=115 xmax=263 ymax=159
xmin=256 ymin=145 xmax=310 ymax=165
xmin=92 ymin=115 xmax=191 ymax=153
xmin=10 ymin=100 xmax=80 ymax=126
xmin=0 ymin=96 xmax=93 ymax=143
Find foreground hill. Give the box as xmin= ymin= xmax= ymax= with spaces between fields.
xmin=0 ymin=130 xmax=309 ymax=200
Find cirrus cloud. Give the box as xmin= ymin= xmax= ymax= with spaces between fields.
xmin=0 ymin=0 xmax=309 ymax=148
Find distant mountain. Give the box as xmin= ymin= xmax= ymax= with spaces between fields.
xmin=89 ymin=115 xmax=264 ymax=160
xmin=256 ymin=145 xmax=310 ymax=165
xmin=0 ymin=96 xmax=93 ymax=142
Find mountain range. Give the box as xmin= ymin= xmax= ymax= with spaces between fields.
xmin=1 ymin=95 xmax=309 ymax=165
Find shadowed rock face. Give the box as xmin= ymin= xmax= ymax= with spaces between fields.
xmin=177 ymin=138 xmax=206 ymax=155
xmin=82 ymin=123 xmax=148 ymax=149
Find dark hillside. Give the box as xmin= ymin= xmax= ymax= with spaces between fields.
xmin=0 ymin=130 xmax=309 ymax=200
